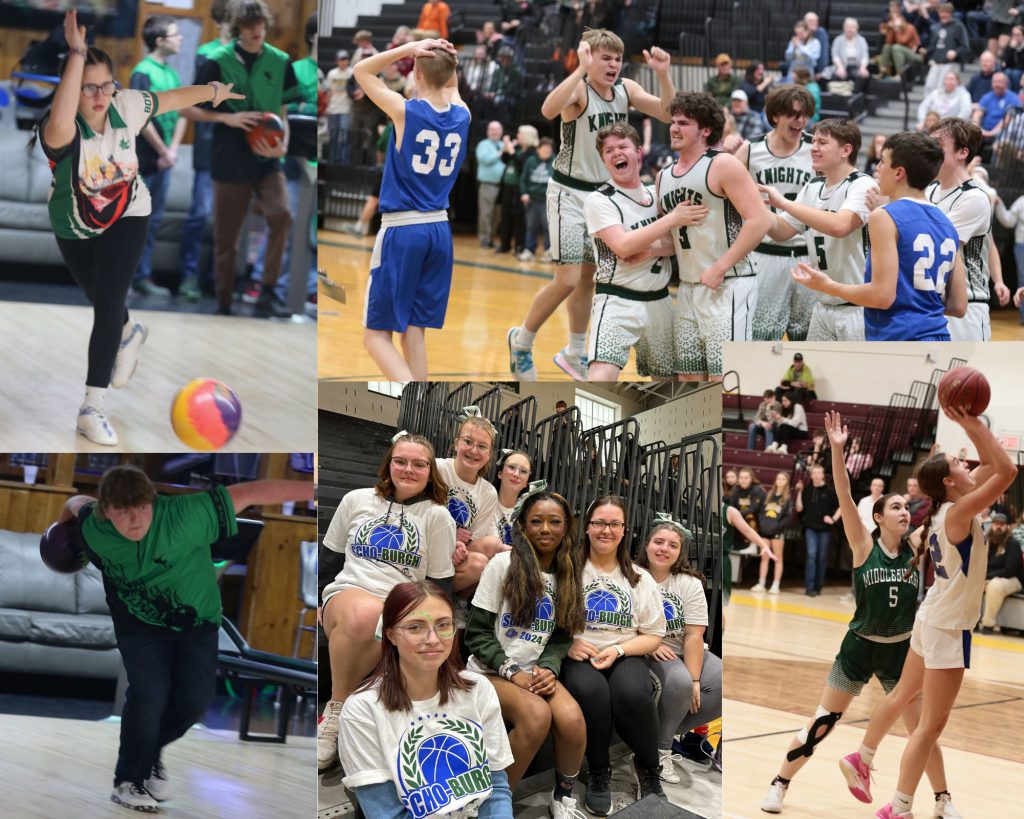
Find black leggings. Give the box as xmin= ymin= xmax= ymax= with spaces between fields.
xmin=561 ymin=655 xmax=659 ymax=770
xmin=56 ymin=216 xmax=149 ymax=388
xmin=775 ymin=424 xmax=809 ymax=448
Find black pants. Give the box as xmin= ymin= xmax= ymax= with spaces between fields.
xmin=561 ymin=656 xmax=659 ymax=770
xmin=775 ymin=425 xmax=809 ymax=448
xmin=56 ymin=216 xmax=149 ymax=388
xmin=497 ymin=183 xmax=525 ymax=252
xmin=114 ymin=618 xmax=218 ymax=785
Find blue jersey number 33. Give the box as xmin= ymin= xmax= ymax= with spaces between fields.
xmin=411 ymin=129 xmax=462 ymax=177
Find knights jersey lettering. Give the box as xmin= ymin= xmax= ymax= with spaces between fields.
xmin=747 ymin=133 xmax=814 ymax=250
xmin=585 ymin=182 xmax=670 ymax=291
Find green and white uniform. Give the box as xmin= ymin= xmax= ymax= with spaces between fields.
xmin=926 ymin=180 xmax=993 ymax=341
xmin=657 ymin=151 xmax=757 ymax=376
xmin=746 ymin=133 xmax=815 ymax=341
xmin=781 ymin=171 xmax=876 ymax=342
xmin=826 ymin=539 xmax=919 ymax=695
xmin=548 ymin=80 xmax=629 ymax=265
xmin=584 ymin=181 xmax=674 ymax=376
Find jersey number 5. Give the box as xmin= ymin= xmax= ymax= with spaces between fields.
xmin=813 ymin=235 xmax=828 ymax=270
xmin=678 ymin=228 xmax=691 ymax=251
xmin=912 ymin=234 xmax=957 ymax=294
xmin=411 ymin=129 xmax=462 ymax=177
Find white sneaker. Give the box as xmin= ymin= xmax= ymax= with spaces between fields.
xmin=658 ymin=748 xmax=682 ymax=784
xmin=761 ymin=778 xmax=788 ymax=813
xmin=735 ymin=543 xmax=760 ymax=556
xmin=933 ymin=793 xmax=962 ymax=818
xmin=317 ymin=700 xmax=343 ymax=771
xmin=765 ymin=442 xmax=778 ymax=452
xmin=769 ymin=583 xmax=780 ymax=594
xmin=508 ymin=328 xmax=537 ymax=381
xmin=540 ymin=251 xmax=553 ymax=263
xmin=144 ymin=761 xmax=170 ymax=802
xmin=751 ymin=583 xmax=766 ymax=592
xmin=550 ymin=792 xmax=588 ymax=818
xmin=517 ymin=250 xmax=534 ymax=262
xmin=553 ymin=347 xmax=588 ymax=381
xmin=77 ymin=405 xmax=118 ymax=446
xmin=777 ymin=444 xmax=788 ymax=454
xmin=111 ymin=321 xmax=148 ymax=388
xmin=111 ymin=782 xmax=160 ymax=812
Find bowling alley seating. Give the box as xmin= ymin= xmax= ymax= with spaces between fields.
xmin=0 ymin=128 xmax=205 ymax=275
xmin=0 ymin=526 xmax=120 ymax=679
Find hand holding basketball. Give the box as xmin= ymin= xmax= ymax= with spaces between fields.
xmin=937 ymin=366 xmax=990 ymax=416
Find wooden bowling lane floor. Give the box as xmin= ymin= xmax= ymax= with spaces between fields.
xmin=0 ymin=303 xmax=315 ymax=452
xmin=723 ymin=588 xmax=1024 ymax=818
xmin=317 ymin=230 xmax=642 ymax=381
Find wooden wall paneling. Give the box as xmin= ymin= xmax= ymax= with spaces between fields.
xmin=0 ymin=482 xmax=76 ymax=534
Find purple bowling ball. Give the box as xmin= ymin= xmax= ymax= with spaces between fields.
xmin=39 ymin=518 xmax=88 ymax=574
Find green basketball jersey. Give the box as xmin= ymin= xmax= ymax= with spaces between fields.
xmin=848 ymin=539 xmax=919 ymax=638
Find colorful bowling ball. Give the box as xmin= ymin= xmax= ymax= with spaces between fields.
xmin=171 ymin=378 xmax=242 ymax=451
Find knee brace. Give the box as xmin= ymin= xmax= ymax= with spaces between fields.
xmin=786 ymin=705 xmax=842 ymax=762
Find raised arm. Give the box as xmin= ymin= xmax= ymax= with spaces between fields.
xmin=227 ymin=479 xmax=314 ymax=513
xmin=60 ymin=494 xmax=95 ymax=523
xmin=541 ymin=41 xmax=590 ymax=120
xmin=622 ymin=46 xmax=676 ymax=123
xmin=43 ymin=11 xmax=89 ymax=151
xmin=825 ymin=411 xmax=873 ymax=563
xmin=355 ymin=38 xmax=457 ymax=123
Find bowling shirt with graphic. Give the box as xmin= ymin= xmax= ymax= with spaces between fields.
xmin=436 ymin=459 xmax=500 ymax=542
xmin=321 ymin=488 xmax=455 ymax=602
xmin=578 ymin=560 xmax=666 ymax=650
xmin=40 ymin=89 xmax=157 ymax=239
xmin=466 ymin=551 xmax=559 ymax=674
xmin=78 ymin=485 xmax=237 ymax=630
xmin=495 ymin=502 xmax=515 ymax=547
xmin=657 ymin=572 xmax=709 ymax=656
xmin=340 ymin=672 xmax=514 ymax=818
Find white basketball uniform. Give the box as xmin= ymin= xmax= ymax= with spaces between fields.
xmin=913 ymin=501 xmax=986 ymax=669
xmin=926 ymin=180 xmax=993 ymax=341
xmin=782 ymin=171 xmax=876 ymax=341
xmin=584 ymin=181 xmax=674 ymax=376
xmin=548 ymin=80 xmax=629 ymax=266
xmin=658 ymin=151 xmax=758 ymax=377
xmin=746 ymin=133 xmax=815 ymax=341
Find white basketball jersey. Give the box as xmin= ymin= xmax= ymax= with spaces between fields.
xmin=782 ymin=171 xmax=876 ymax=305
xmin=658 ymin=151 xmax=756 ymax=284
xmin=552 ymin=80 xmax=629 ymax=187
xmin=925 ymin=180 xmax=992 ymax=302
xmin=916 ymin=501 xmax=987 ymax=630
xmin=747 ymin=132 xmax=814 ymax=250
xmin=584 ymin=182 xmax=670 ymax=291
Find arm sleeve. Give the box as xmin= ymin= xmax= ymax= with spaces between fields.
xmin=585 ymin=192 xmax=624 ymax=237
xmin=464 ymin=606 xmax=506 ymax=671
xmin=478 ymin=770 xmax=513 ymax=817
xmin=349 ymin=783 xmax=408 ymax=819
xmin=319 ymin=545 xmax=345 ymax=596
xmin=535 ymin=627 xmax=572 ymax=676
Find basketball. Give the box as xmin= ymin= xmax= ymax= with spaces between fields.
xmin=245 ymin=112 xmax=284 ymax=151
xmin=171 ymin=378 xmax=242 ymax=450
xmin=39 ymin=519 xmax=88 ymax=574
xmin=937 ymin=366 xmax=991 ymax=416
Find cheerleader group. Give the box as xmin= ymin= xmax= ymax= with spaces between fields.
xmin=317 ymin=410 xmax=722 ymax=818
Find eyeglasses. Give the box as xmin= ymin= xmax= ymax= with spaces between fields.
xmin=391 ymin=456 xmax=431 ymax=471
xmin=503 ymin=465 xmax=530 ymax=477
xmin=589 ymin=520 xmax=625 ymax=531
xmin=393 ymin=620 xmax=457 ymax=642
xmin=81 ymin=82 xmax=117 ymax=98
xmin=458 ymin=436 xmax=492 ymax=454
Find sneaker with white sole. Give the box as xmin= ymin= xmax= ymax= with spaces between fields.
xmin=765 ymin=442 xmax=778 ymax=452
xmin=317 ymin=700 xmax=343 ymax=771
xmin=77 ymin=405 xmax=118 ymax=446
xmin=517 ymin=250 xmax=535 ymax=262
xmin=111 ymin=321 xmax=148 ymax=389
xmin=658 ymin=748 xmax=682 ymax=784
xmin=111 ymin=782 xmax=160 ymax=812
xmin=751 ymin=582 xmax=766 ymax=592
xmin=769 ymin=582 xmax=780 ymax=594
xmin=584 ymin=766 xmax=612 ymax=817
xmin=508 ymin=328 xmax=537 ymax=381
xmin=553 ymin=348 xmax=588 ymax=380
xmin=144 ymin=761 xmax=170 ymax=802
xmin=760 ymin=777 xmax=788 ymax=813
xmin=632 ymin=756 xmax=666 ymax=800
xmin=777 ymin=444 xmax=788 ymax=454
xmin=875 ymin=805 xmax=913 ymax=819
xmin=839 ymin=751 xmax=873 ymax=803
xmin=540 ymin=251 xmax=553 ymax=263
xmin=550 ymin=792 xmax=587 ymax=818
xmin=933 ymin=793 xmax=961 ymax=818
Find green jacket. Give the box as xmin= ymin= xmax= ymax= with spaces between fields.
xmin=208 ymin=39 xmax=303 ymax=112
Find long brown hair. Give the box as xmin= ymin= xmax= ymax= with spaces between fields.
xmin=503 ymin=491 xmax=584 ymax=636
xmin=768 ymin=471 xmax=790 ymax=507
xmin=869 ymin=492 xmax=915 ymax=575
xmin=582 ymin=496 xmax=640 ymax=586
xmin=375 ymin=434 xmax=448 ymax=506
xmin=636 ymin=521 xmax=706 ymax=581
xmin=912 ymin=454 xmax=952 ymax=577
xmin=356 ymin=581 xmax=473 ymax=712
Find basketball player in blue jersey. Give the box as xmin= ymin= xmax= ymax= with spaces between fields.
xmin=354 ymin=38 xmax=470 ymax=380
xmin=507 ymin=29 xmax=676 ymax=381
xmin=793 ymin=132 xmax=967 ymax=340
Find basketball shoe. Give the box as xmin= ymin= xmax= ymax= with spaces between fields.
xmin=549 ymin=792 xmax=587 ymax=818
xmin=77 ymin=405 xmax=118 ymax=446
xmin=583 ymin=766 xmax=611 ymax=816
xmin=111 ymin=781 xmax=159 ymax=812
xmin=111 ymin=321 xmax=148 ymax=389
xmin=632 ymin=756 xmax=666 ymax=800
xmin=760 ymin=777 xmax=788 ymax=813
xmin=144 ymin=761 xmax=170 ymax=802
xmin=933 ymin=792 xmax=962 ymax=818
xmin=876 ymin=804 xmax=913 ymax=818
xmin=553 ymin=348 xmax=588 ymax=381
xmin=507 ymin=328 xmax=537 ymax=381
xmin=839 ymin=751 xmax=873 ymax=802
xmin=317 ymin=700 xmax=343 ymax=770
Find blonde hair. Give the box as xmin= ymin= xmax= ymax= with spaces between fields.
xmin=416 ymin=46 xmax=458 ymax=89
xmin=517 ymin=124 xmax=539 ymax=149
xmin=582 ymin=28 xmax=624 ymax=56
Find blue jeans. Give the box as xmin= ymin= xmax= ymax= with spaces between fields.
xmin=1016 ymin=242 xmax=1024 ymax=322
xmin=327 ymin=113 xmax=351 ymax=164
xmin=748 ymin=422 xmax=774 ymax=449
xmin=524 ymin=199 xmax=549 ymax=252
xmin=135 ymin=167 xmax=171 ymax=284
xmin=179 ymin=169 xmax=213 ymax=288
xmin=804 ymin=528 xmax=831 ymax=592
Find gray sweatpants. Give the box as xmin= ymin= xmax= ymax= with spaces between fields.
xmin=651 ymin=649 xmax=723 ymax=749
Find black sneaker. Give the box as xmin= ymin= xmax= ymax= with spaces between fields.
xmin=584 ymin=766 xmax=612 ymax=816
xmin=632 ymin=757 xmax=666 ymax=800
xmin=254 ymin=289 xmax=292 ymax=319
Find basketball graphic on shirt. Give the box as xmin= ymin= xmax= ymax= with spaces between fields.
xmin=661 ymin=590 xmax=687 ymax=636
xmin=396 ymin=714 xmax=493 ymax=818
xmin=497 ymin=515 xmax=512 ymax=546
xmin=446 ymin=489 xmax=478 ymax=528
xmin=583 ymin=580 xmax=633 ymax=629
xmin=535 ymin=593 xmax=554 ymax=623
xmin=351 ymin=514 xmax=422 ymax=574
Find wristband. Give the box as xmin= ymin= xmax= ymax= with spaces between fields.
xmin=498 ymin=659 xmax=522 ymax=680
xmin=614 ymin=644 xmax=625 ymax=659
xmin=208 ymin=82 xmax=219 ymax=104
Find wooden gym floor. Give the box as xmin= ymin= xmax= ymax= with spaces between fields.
xmin=317 ymin=229 xmax=1024 ymax=383
xmin=723 ymin=587 xmax=1024 ymax=818
xmin=0 ymin=303 xmax=315 ymax=452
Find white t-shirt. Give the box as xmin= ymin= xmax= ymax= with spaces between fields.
xmin=321 ymin=488 xmax=455 ymax=601
xmin=340 ymin=672 xmax=514 ymax=817
xmin=495 ymin=502 xmax=515 ymax=547
xmin=325 ymin=66 xmax=353 ymax=115
xmin=467 ymin=551 xmax=558 ymax=674
xmin=578 ymin=560 xmax=666 ymax=650
xmin=436 ymin=459 xmax=500 ymax=541
xmin=916 ymin=501 xmax=987 ymax=630
xmin=782 ymin=171 xmax=876 ymax=305
xmin=584 ymin=182 xmax=671 ymax=292
xmin=657 ymin=572 xmax=709 ymax=656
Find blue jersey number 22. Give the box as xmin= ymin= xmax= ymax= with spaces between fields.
xmin=912 ymin=234 xmax=957 ymax=294
xmin=411 ymin=129 xmax=462 ymax=177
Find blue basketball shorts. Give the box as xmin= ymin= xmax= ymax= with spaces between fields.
xmin=363 ymin=211 xmax=453 ymax=332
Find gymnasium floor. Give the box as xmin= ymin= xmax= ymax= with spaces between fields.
xmin=317 ymin=228 xmax=1024 ymax=382
xmin=723 ymin=586 xmax=1024 ymax=818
